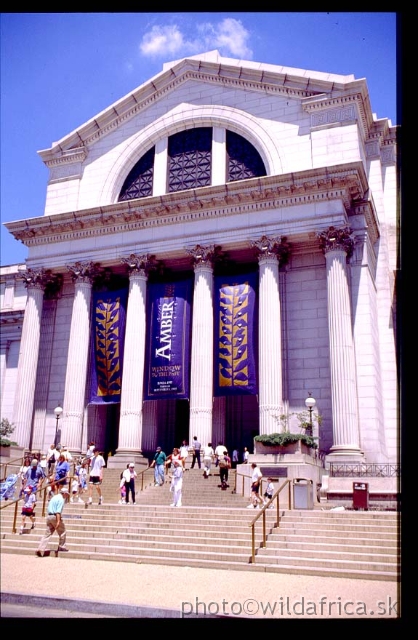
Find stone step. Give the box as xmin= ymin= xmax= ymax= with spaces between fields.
xmin=254 ymin=548 xmax=399 ymax=572
xmin=1 ymin=497 xmax=400 ymax=581
xmin=263 ymin=533 xmax=399 ymax=548
xmin=1 ymin=532 xmax=399 ymax=571
xmin=0 ymin=543 xmax=399 ymax=582
xmin=255 ymin=545 xmax=399 ymax=564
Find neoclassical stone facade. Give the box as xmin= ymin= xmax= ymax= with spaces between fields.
xmin=1 ymin=50 xmax=398 ymax=467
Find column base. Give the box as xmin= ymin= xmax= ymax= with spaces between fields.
xmin=106 ymin=451 xmax=150 ymax=470
xmin=325 ymin=447 xmax=365 ymax=468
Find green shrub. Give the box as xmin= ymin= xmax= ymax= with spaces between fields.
xmin=0 ymin=418 xmax=18 ymax=447
xmin=254 ymin=432 xmax=318 ymax=449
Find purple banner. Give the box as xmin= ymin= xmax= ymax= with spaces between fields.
xmin=89 ymin=289 xmax=128 ymax=404
xmin=214 ymin=273 xmax=258 ymax=396
xmin=144 ymin=281 xmax=192 ymax=400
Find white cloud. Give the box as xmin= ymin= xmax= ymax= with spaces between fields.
xmin=139 ymin=18 xmax=253 ymax=60
xmin=140 ymin=25 xmax=186 ymax=57
xmin=198 ymin=18 xmax=253 ymax=59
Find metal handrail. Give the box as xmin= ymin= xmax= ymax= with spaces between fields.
xmin=0 ymin=452 xmax=27 ymax=480
xmin=248 ymin=479 xmax=293 ymax=564
xmin=329 ymin=463 xmax=401 ymax=477
xmin=139 ymin=466 xmax=155 ymax=491
xmin=0 ymin=466 xmax=77 ymax=533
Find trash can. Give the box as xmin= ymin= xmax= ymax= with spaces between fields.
xmin=293 ymin=478 xmax=314 ymax=509
xmin=352 ymin=482 xmax=369 ymax=510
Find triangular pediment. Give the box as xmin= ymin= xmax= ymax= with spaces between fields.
xmin=38 ymin=49 xmax=371 ymax=163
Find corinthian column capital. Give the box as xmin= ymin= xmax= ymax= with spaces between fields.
xmin=185 ymin=244 xmax=222 ymax=268
xmin=18 ymin=267 xmax=55 ymax=291
xmin=251 ymin=235 xmax=291 ymax=265
xmin=317 ymin=226 xmax=354 ymax=258
xmin=120 ymin=253 xmax=157 ymax=276
xmin=66 ymin=261 xmax=101 ymax=284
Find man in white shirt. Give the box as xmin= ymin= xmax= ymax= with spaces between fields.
xmin=87 ymin=448 xmax=106 ymax=505
xmin=214 ymin=442 xmax=227 ymax=467
xmin=247 ymin=462 xmax=264 ymax=509
xmin=202 ymin=443 xmax=214 ymax=478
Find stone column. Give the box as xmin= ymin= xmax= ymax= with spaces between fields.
xmin=318 ymin=227 xmax=363 ymax=460
xmin=109 ymin=254 xmax=156 ymax=469
xmin=187 ymin=245 xmax=217 ymax=448
xmin=0 ymin=341 xmax=10 ymax=403
xmin=12 ymin=269 xmax=52 ymax=449
xmin=251 ymin=236 xmax=286 ymax=435
xmin=61 ymin=262 xmax=99 ymax=454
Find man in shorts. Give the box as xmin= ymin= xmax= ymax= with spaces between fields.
xmin=247 ymin=462 xmax=264 ymax=509
xmin=87 ymin=448 xmax=106 ymax=505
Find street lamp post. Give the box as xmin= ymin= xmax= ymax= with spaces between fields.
xmin=54 ymin=405 xmax=63 ymax=447
xmin=304 ymin=392 xmax=316 ymax=437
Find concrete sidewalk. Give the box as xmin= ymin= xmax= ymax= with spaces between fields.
xmin=1 ymin=553 xmax=400 ymax=619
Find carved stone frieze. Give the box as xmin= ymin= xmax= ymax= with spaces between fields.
xmin=310 ymin=105 xmax=357 ymax=128
xmin=317 ymin=226 xmax=354 ymax=258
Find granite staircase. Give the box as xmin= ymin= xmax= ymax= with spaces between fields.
xmin=0 ymin=467 xmax=400 ymax=581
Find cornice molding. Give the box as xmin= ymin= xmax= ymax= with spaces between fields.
xmin=0 ymin=309 xmax=24 ymax=325
xmin=5 ymin=162 xmax=376 ymax=249
xmin=39 ymin=70 xmax=322 ymax=163
xmin=43 ymin=148 xmax=88 ymax=169
xmin=38 ymin=58 xmax=367 ymax=164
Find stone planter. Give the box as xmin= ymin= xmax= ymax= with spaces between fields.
xmin=0 ymin=444 xmax=24 ymax=461
xmin=254 ymin=439 xmax=315 ymax=456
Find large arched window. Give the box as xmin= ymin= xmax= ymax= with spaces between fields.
xmin=118 ymin=147 xmax=155 ymax=201
xmin=117 ymin=128 xmax=266 ymax=202
xmin=168 ymin=127 xmax=212 ymax=193
xmin=226 ymin=130 xmax=266 ymax=182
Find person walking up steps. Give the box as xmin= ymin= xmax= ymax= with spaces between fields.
xmin=36 ymin=487 xmax=69 ymax=557
xmin=247 ymin=463 xmax=264 ymax=509
xmin=218 ymin=450 xmax=231 ymax=487
xmin=202 ymin=443 xmax=214 ymax=478
xmin=87 ymin=448 xmax=106 ymax=505
xmin=191 ymin=436 xmax=201 ymax=469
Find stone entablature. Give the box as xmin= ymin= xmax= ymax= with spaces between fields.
xmin=6 ymin=162 xmax=376 ymax=253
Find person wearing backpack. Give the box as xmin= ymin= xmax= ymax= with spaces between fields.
xmin=218 ymin=450 xmax=231 ymax=487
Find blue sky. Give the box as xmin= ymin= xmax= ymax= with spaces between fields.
xmin=1 ymin=12 xmax=399 ymax=266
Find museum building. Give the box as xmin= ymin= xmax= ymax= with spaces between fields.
xmin=0 ymin=50 xmax=399 ymax=468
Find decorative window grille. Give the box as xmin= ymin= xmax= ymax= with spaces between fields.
xmin=118 ymin=147 xmax=155 ymax=201
xmin=167 ymin=128 xmax=212 ymax=193
xmin=117 ymin=129 xmax=267 ymax=202
xmin=226 ymin=130 xmax=266 ymax=182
